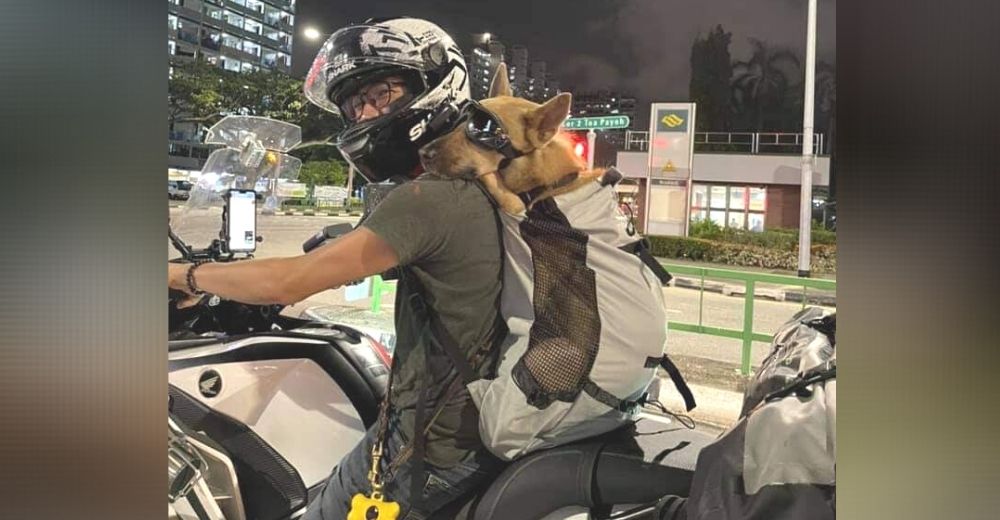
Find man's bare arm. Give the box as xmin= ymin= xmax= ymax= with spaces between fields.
xmin=168 ymin=227 xmax=399 ymax=305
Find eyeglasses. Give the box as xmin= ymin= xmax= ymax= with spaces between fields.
xmin=462 ymin=102 xmax=523 ymax=161
xmin=340 ymin=80 xmax=408 ymax=122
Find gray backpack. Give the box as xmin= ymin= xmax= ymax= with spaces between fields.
xmin=468 ymin=168 xmax=695 ymax=461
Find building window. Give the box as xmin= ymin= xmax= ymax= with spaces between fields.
xmin=246 ymin=0 xmax=265 ymax=13
xmin=729 ymin=186 xmax=746 ymax=210
xmin=199 ymin=28 xmax=221 ymax=50
xmin=223 ymin=10 xmax=245 ymax=30
xmin=243 ymin=40 xmax=261 ymax=57
xmin=262 ymin=50 xmax=278 ymax=68
xmin=691 ymin=184 xmax=767 ymax=232
xmin=221 ymin=57 xmax=241 ymax=72
xmin=263 ymin=5 xmax=281 ymax=26
xmin=168 ymin=40 xmax=176 ymax=55
xmin=176 ymin=18 xmax=200 ymax=45
xmin=749 ymin=187 xmax=766 ymax=211
xmin=244 ymin=18 xmax=262 ymax=35
xmin=191 ymin=146 xmax=212 ymax=160
xmin=168 ymin=14 xmax=178 ymax=31
xmin=204 ymin=4 xmax=223 ymax=22
xmin=709 ymin=186 xmax=727 ymax=209
xmin=169 ymin=143 xmax=192 ymax=157
xmin=221 ymin=33 xmax=242 ymax=51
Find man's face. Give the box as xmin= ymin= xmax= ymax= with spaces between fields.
xmin=339 ymin=75 xmax=412 ymax=123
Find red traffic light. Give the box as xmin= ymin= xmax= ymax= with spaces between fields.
xmin=566 ymin=131 xmax=588 ymax=160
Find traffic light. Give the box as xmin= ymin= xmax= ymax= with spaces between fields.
xmin=566 ymin=131 xmax=588 ymax=161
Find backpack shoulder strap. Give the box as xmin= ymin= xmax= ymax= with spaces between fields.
xmin=621 ymin=238 xmax=673 ymax=286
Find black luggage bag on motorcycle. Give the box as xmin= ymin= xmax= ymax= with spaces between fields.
xmin=684 ymin=307 xmax=837 ymax=520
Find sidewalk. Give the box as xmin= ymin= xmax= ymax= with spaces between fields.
xmin=658 ymin=256 xmax=837 ymax=307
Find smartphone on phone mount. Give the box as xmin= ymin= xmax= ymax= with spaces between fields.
xmin=221 ymin=189 xmax=258 ymax=256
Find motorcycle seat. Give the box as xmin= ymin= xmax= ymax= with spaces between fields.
xmin=436 ymin=422 xmax=715 ymax=520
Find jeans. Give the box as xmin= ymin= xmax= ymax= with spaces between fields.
xmin=303 ymin=413 xmax=507 ymax=520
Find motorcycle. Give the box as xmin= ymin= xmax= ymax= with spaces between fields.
xmin=167 ymin=116 xmax=835 ymax=520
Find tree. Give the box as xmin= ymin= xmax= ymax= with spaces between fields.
xmin=814 ymin=61 xmax=836 ymax=148
xmin=297 ymin=160 xmax=348 ymax=188
xmin=731 ymin=39 xmax=801 ymax=131
xmin=689 ymin=25 xmax=734 ymax=131
xmin=814 ymin=61 xmax=836 ymax=203
xmin=168 ymin=59 xmax=343 ymax=146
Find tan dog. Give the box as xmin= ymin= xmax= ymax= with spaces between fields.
xmin=419 ymin=63 xmax=603 ymax=214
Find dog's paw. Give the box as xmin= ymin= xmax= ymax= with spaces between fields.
xmin=499 ymin=195 xmax=527 ymax=215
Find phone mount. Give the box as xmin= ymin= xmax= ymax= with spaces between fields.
xmin=170 ymin=116 xmax=303 ymax=263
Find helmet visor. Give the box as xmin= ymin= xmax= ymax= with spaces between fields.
xmin=303 ymin=24 xmax=435 ymax=115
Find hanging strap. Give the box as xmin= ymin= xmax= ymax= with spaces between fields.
xmin=407 ymin=291 xmax=478 ymax=384
xmin=645 ymin=354 xmax=697 ymax=412
xmin=621 ymin=238 xmax=673 ymax=286
xmin=408 ymin=353 xmax=432 ymax=505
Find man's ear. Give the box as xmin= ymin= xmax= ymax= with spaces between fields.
xmin=488 ymin=63 xmax=512 ymax=98
xmin=526 ymin=92 xmax=572 ymax=148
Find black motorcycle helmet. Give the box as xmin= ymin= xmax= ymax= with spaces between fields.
xmin=303 ymin=17 xmax=471 ymax=182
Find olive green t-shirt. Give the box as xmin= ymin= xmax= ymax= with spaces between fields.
xmin=361 ymin=174 xmax=503 ymax=468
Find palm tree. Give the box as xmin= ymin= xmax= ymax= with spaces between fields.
xmin=731 ymin=39 xmax=801 ymax=130
xmin=814 ymin=61 xmax=836 ymax=152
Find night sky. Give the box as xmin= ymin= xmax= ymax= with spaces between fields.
xmin=292 ymin=0 xmax=836 ymax=128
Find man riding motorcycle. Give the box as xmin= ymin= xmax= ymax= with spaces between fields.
xmin=169 ymin=17 xmax=509 ymax=520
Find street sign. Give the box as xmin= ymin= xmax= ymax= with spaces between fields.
xmin=563 ymin=115 xmax=631 ymax=130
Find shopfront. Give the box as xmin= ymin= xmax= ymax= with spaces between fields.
xmin=690 ymin=184 xmax=768 ymax=231
xmin=615 ymin=148 xmax=829 ymax=234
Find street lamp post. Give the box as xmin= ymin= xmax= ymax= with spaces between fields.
xmin=798 ymin=0 xmax=818 ymax=278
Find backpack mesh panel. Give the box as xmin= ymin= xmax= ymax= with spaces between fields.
xmin=512 ymin=200 xmax=602 ymax=409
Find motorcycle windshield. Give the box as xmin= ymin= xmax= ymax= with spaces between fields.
xmin=172 ymin=116 xmax=302 ymax=241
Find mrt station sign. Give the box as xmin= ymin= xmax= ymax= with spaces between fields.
xmin=644 ymin=103 xmax=697 ymax=236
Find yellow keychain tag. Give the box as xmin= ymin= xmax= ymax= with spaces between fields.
xmin=347 ymin=492 xmax=400 ymax=520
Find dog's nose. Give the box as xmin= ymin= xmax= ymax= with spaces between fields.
xmin=419 ymin=146 xmax=437 ymax=161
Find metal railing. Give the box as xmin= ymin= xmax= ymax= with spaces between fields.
xmin=623 ymin=131 xmax=826 ymax=155
xmin=364 ymin=264 xmax=836 ymax=377
xmin=663 ymin=263 xmax=835 ymax=376
xmin=370 ymin=275 xmax=396 ymax=316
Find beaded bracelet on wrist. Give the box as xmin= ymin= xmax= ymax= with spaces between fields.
xmin=185 ymin=261 xmax=209 ymax=296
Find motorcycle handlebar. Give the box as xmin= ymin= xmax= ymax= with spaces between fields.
xmin=302 ymin=223 xmax=355 ymax=253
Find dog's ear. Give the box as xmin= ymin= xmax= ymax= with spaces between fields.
xmin=526 ymin=92 xmax=572 ymax=148
xmin=489 ymin=63 xmax=512 ymax=98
